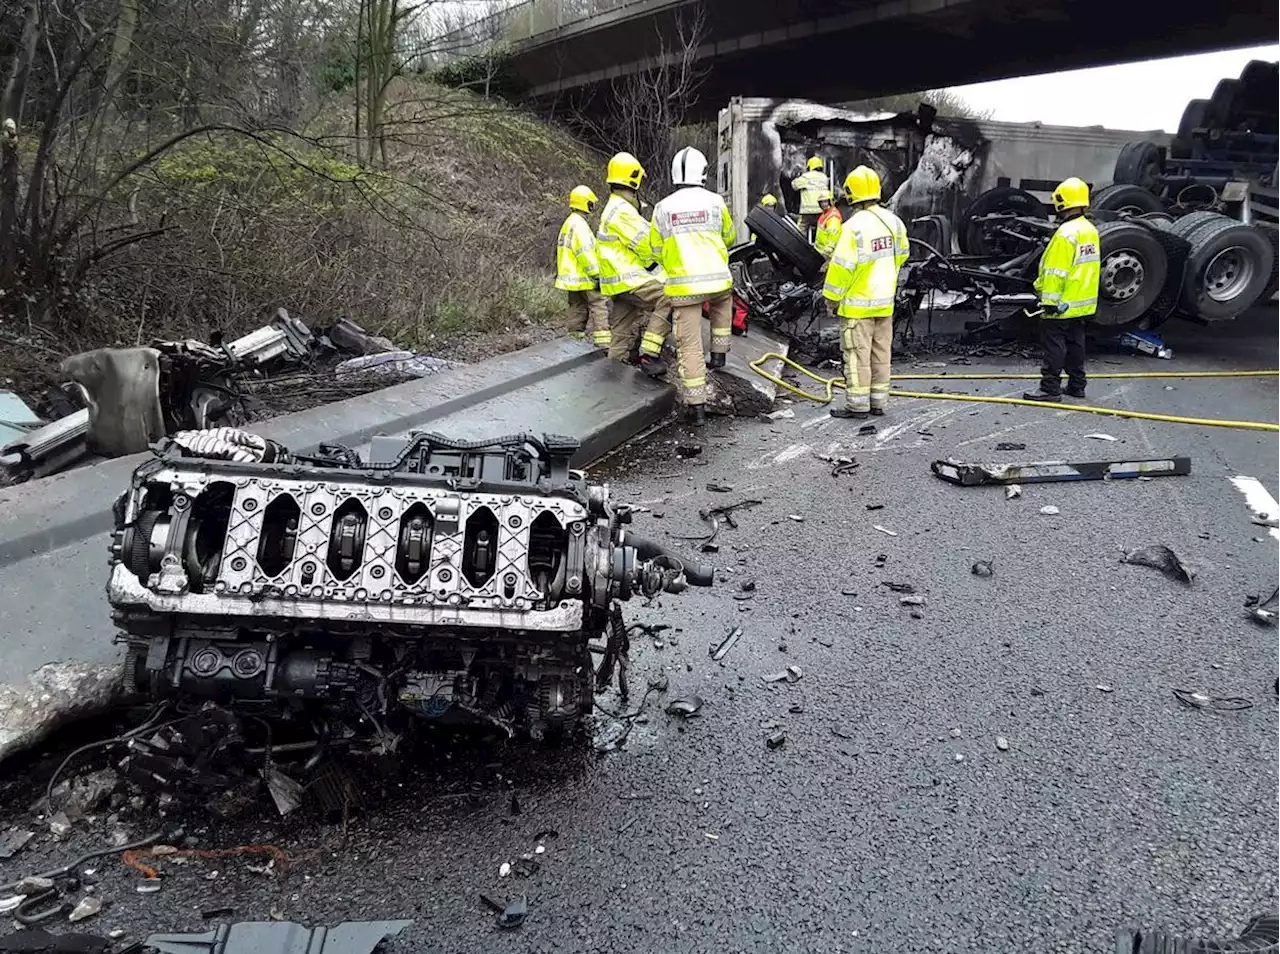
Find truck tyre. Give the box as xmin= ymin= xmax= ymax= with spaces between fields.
xmin=743 ymin=206 xmax=825 ymax=281
xmin=1112 ymin=141 xmax=1163 ymax=191
xmin=1206 ymin=78 xmax=1241 ymax=130
xmin=1253 ymin=227 xmax=1279 ymax=304
xmin=1170 ymin=99 xmax=1209 ymax=158
xmin=1239 ymin=60 xmax=1279 ymax=132
xmin=1090 ymin=220 xmax=1169 ymax=333
xmin=1169 ymin=209 xmax=1223 ymax=239
xmin=1092 ymin=184 xmax=1165 ymax=215
xmin=1116 ymin=911 xmax=1278 ymax=954
xmin=1179 ymin=219 xmax=1274 ymax=320
xmin=958 ymin=186 xmax=1047 ymax=255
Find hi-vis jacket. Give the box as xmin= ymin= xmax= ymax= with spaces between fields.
xmin=554 ymin=211 xmax=599 ymax=292
xmin=790 ymin=170 xmax=828 ymax=215
xmin=648 ymin=186 xmax=736 ymax=303
xmin=822 ymin=205 xmax=910 ymax=319
xmin=597 ymin=193 xmax=661 ymax=297
xmin=815 ymin=206 xmax=843 ymax=258
xmin=1034 ymin=216 xmax=1101 ymax=319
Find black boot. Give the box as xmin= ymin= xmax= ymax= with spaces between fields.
xmin=829 ymin=406 xmax=869 ymax=420
xmin=1063 ymin=387 xmax=1086 ymax=399
xmin=706 ymin=352 xmax=726 ymax=370
xmin=1021 ymin=391 xmax=1061 ymax=402
xmin=686 ymin=404 xmax=706 ymax=426
xmin=869 ymin=407 xmax=885 ymax=417
xmin=638 ymin=354 xmax=668 ymax=378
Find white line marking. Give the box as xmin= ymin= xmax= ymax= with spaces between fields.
xmin=1229 ymin=476 xmax=1280 ymax=542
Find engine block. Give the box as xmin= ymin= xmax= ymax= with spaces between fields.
xmin=107 ymin=431 xmax=702 ymax=750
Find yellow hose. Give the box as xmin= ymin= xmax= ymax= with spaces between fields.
xmin=894 ymin=370 xmax=1278 ymax=380
xmin=748 ymin=352 xmax=1280 ymax=433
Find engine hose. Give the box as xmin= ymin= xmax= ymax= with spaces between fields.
xmin=748 ymin=352 xmax=1279 ymax=432
xmin=624 ymin=533 xmax=714 ymax=587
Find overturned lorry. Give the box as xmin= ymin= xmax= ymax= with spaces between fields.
xmin=106 ymin=430 xmax=707 ymax=793
xmin=718 ymin=95 xmax=1276 ymax=338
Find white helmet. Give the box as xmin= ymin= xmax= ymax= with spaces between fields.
xmin=671 ymin=146 xmax=708 ymax=187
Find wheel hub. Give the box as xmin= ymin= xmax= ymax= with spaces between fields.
xmin=1204 ymin=246 xmax=1255 ymax=302
xmin=1100 ymin=251 xmax=1145 ymax=301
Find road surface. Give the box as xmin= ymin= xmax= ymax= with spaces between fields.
xmin=0 ymin=307 xmax=1275 ymax=953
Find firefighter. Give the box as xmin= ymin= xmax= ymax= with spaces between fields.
xmin=597 ymin=151 xmax=669 ymax=376
xmin=554 ymin=186 xmax=610 ymax=351
xmin=791 ymin=156 xmax=828 ymax=238
xmin=1022 ymin=177 xmax=1100 ymax=402
xmin=648 ymin=146 xmax=737 ymax=426
xmin=814 ymin=190 xmax=843 ymax=260
xmin=822 ymin=165 xmax=909 ymax=419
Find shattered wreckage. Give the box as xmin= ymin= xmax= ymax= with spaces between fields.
xmin=106 ymin=430 xmax=708 ymax=791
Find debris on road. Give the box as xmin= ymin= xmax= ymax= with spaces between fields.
xmin=1040 ymin=506 xmax=1060 ymax=515
xmin=1096 ymin=685 xmax=1115 ymax=693
xmin=788 ymin=514 xmax=805 ymax=522
xmin=858 ymin=423 xmax=877 ymax=435
xmin=865 ymin=503 xmax=885 ymax=511
xmin=1085 ymin=433 xmax=1117 ymax=441
xmin=47 ymin=812 xmax=72 ymax=838
xmin=763 ymin=408 xmax=795 ymax=421
xmin=873 ymin=525 xmax=897 ymax=536
xmin=971 ymin=561 xmax=994 ymax=578
xmin=0 ymin=830 xmax=34 ymax=860
xmin=762 ymin=666 xmax=804 ymax=685
xmin=706 ymin=483 xmax=733 ymax=493
xmin=1005 ymin=484 xmax=1022 ymax=499
xmin=710 ymin=627 xmax=743 ymax=661
xmin=932 ymin=455 xmax=1191 ymax=486
xmin=1172 ymin=688 xmax=1253 ymax=712
xmin=676 ymin=443 xmax=703 ymax=458
xmin=0 ymin=930 xmax=111 ymax=954
xmin=883 ymin=582 xmax=915 ymax=593
xmin=766 ymin=731 xmax=787 ymax=749
xmin=995 ymin=442 xmax=1026 ymax=451
xmin=67 ymin=896 xmax=103 ymax=922
xmin=499 ymin=862 xmax=512 ymax=878
xmin=899 ymin=596 xmax=926 ymax=607
xmin=1122 ymin=544 xmax=1194 ymax=583
xmin=995 ymin=736 xmax=1010 ymax=752
xmin=144 ymin=919 xmax=413 ymax=953
xmin=665 ymin=696 xmax=704 ymax=718
xmin=739 ymin=580 xmax=757 ymax=593
xmin=670 ymin=497 xmax=763 ymax=545
xmin=1246 ymin=588 xmax=1278 ymax=625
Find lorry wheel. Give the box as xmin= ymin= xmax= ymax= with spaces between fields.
xmin=958 ymin=186 xmax=1047 ymax=255
xmin=1112 ymin=142 xmax=1163 ymax=190
xmin=1169 ymin=209 xmax=1223 ymax=239
xmin=1206 ymin=78 xmax=1242 ymax=130
xmin=1116 ymin=911 xmax=1279 ymax=954
xmin=1253 ymin=227 xmax=1279 ymax=304
xmin=1089 ymin=221 xmax=1169 ymax=333
xmin=1170 ymin=99 xmax=1209 ymax=158
xmin=1239 ymin=60 xmax=1279 ymax=132
xmin=1092 ymin=184 xmax=1165 ymax=215
xmin=743 ymin=206 xmax=826 ymax=281
xmin=1181 ymin=219 xmax=1275 ymax=319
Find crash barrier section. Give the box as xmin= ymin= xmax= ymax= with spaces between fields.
xmin=0 ymin=338 xmax=676 ymax=763
xmin=747 ymin=352 xmax=1280 ymax=432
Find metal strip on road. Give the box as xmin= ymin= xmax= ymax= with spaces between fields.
xmin=0 ymin=338 xmax=677 ymax=764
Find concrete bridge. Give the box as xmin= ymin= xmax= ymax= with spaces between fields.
xmin=435 ymin=0 xmax=1277 ymax=119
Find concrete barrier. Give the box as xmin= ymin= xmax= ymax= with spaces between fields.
xmin=0 ymin=338 xmax=676 ymax=761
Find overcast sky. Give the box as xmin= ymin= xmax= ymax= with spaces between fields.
xmin=948 ymin=44 xmax=1279 ymax=132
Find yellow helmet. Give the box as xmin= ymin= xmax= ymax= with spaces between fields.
xmin=759 ymin=194 xmax=778 ymax=207
xmin=843 ymin=165 xmax=881 ymax=204
xmin=606 ymin=152 xmax=645 ymax=189
xmin=569 ymin=185 xmax=598 ymax=213
xmin=1052 ymin=177 xmax=1090 ymax=212
xmin=807 ymin=156 xmax=824 ymax=172
xmin=818 ymin=190 xmax=834 ymax=206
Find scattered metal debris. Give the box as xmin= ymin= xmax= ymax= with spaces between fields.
xmin=706 ymin=483 xmax=733 ymax=492
xmin=0 ymin=830 xmax=34 ymax=860
xmin=865 ymin=503 xmax=885 ymax=511
xmin=1246 ymin=588 xmax=1278 ymax=625
xmin=710 ymin=627 xmax=743 ymax=662
xmin=665 ymin=696 xmax=704 ymax=719
xmin=1172 ymin=689 xmax=1253 ymax=712
xmin=143 ymin=919 xmax=413 ymax=953
xmin=1122 ymin=544 xmax=1194 ymax=583
xmin=995 ymin=442 xmax=1026 ymax=451
xmin=67 ymin=896 xmax=102 ymax=923
xmin=858 ymin=423 xmax=877 ymax=435
xmin=766 ymin=731 xmax=787 ymax=749
xmin=739 ymin=580 xmax=757 ymax=593
xmin=883 ymin=582 xmax=915 ymax=593
xmin=1005 ymin=484 xmax=1022 ymax=499
xmin=933 ymin=455 xmax=1191 ymax=486
xmin=762 ymin=666 xmax=804 ymax=684
xmin=676 ymin=443 xmax=703 ymax=458
xmin=899 ymin=596 xmax=926 ymax=606
xmin=873 ymin=525 xmax=897 ymax=536
xmin=1096 ymin=685 xmax=1115 ymax=693
xmin=1085 ymin=433 xmax=1118 ymax=441
xmin=261 ymin=766 xmax=304 ymax=817
xmin=669 ymin=497 xmax=763 ymax=544
xmin=971 ymin=561 xmax=994 ymax=578
xmin=788 ymin=514 xmax=805 ymax=522
xmin=763 ymin=408 xmax=795 ymax=420
xmin=1039 ymin=506 xmax=1060 ymax=515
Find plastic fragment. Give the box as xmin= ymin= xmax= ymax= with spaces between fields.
xmin=1039 ymin=505 xmax=1059 ymax=515
xmin=68 ymin=895 xmax=103 ymax=922
xmin=1005 ymin=485 xmax=1022 ymax=499
xmin=1122 ymin=544 xmax=1194 ymax=583
xmin=1085 ymin=433 xmax=1117 ymax=441
xmin=971 ymin=560 xmax=994 ymax=578
xmin=766 ymin=731 xmax=786 ymax=749
xmin=665 ymin=696 xmax=704 ymax=718
xmin=873 ymin=525 xmax=897 ymax=536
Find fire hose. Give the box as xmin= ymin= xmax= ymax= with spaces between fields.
xmin=747 ymin=353 xmax=1280 ymax=432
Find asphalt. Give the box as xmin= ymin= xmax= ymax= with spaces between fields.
xmin=0 ymin=307 xmax=1275 ymax=954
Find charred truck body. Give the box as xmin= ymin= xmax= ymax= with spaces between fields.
xmin=107 ymin=432 xmax=705 ymax=766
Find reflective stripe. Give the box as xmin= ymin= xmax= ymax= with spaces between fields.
xmin=1064 ymin=297 xmax=1097 ymax=308
xmin=1043 ymin=267 xmax=1069 ymax=278
xmin=870 ymin=383 xmax=890 ymax=393
xmin=1041 ymin=291 xmax=1063 ymax=303
xmin=848 ymin=385 xmax=871 ymax=395
xmin=682 ymin=374 xmax=707 ymax=388
xmin=830 ymin=254 xmax=857 ymax=271
xmin=843 ymin=296 xmax=893 ymax=309
xmin=710 ymin=332 xmax=731 ymax=341
xmin=592 ymin=330 xmax=612 ymax=344
xmin=640 ymin=331 xmax=666 ymax=354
